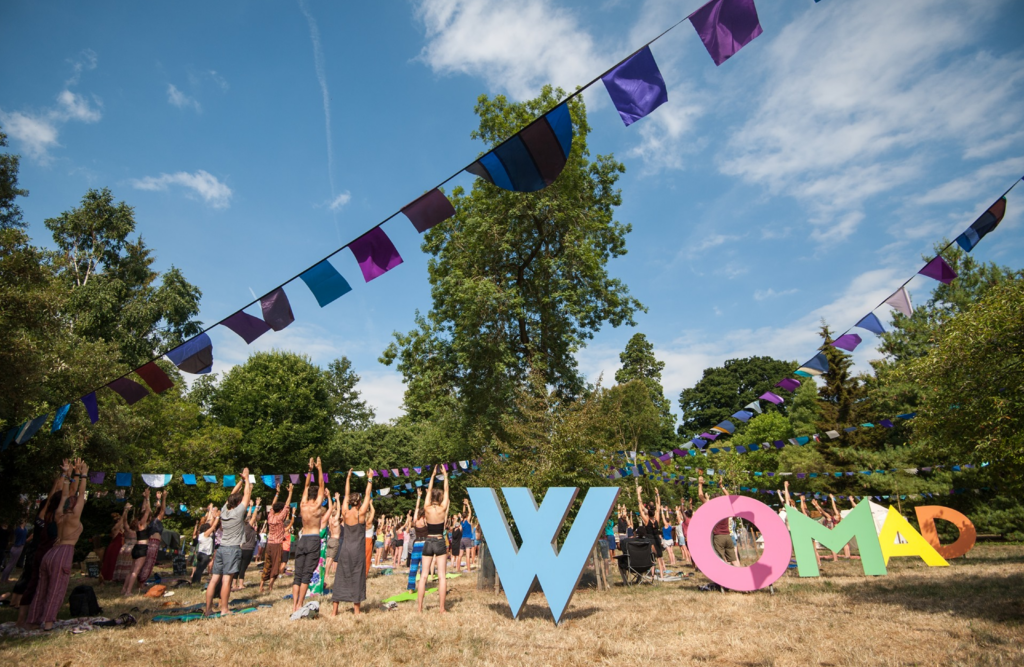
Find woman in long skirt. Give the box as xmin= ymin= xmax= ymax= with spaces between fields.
xmin=112 ymin=506 xmax=137 ymax=583
xmin=331 ymin=470 xmax=373 ymax=616
xmin=101 ymin=503 xmax=130 ymax=583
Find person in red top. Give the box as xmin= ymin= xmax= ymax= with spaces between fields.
xmin=698 ymin=475 xmax=739 ymax=567
xmin=259 ymin=482 xmax=293 ymax=593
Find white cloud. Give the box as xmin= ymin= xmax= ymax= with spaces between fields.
xmin=753 ymin=288 xmax=798 ymax=301
xmin=912 ymin=157 xmax=1024 ymax=206
xmin=0 ymin=110 xmax=60 ymax=160
xmin=328 ymin=191 xmax=351 ymax=211
xmin=718 ymin=0 xmax=1024 ymax=242
xmin=208 ymin=70 xmax=230 ymax=91
xmin=130 ymin=170 xmax=233 ymax=208
xmin=167 ymin=84 xmax=201 ymax=112
xmin=1 ymin=51 xmax=102 ymax=161
xmin=416 ymin=0 xmax=604 ymax=100
xmin=357 ymin=372 xmax=408 ymax=422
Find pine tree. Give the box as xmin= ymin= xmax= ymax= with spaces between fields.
xmin=615 ymin=333 xmax=676 ymax=439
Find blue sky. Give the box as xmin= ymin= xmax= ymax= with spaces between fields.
xmin=3 ymin=0 xmax=1023 ymax=423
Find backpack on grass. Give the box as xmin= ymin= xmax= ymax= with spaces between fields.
xmin=69 ymin=585 xmax=102 ymax=617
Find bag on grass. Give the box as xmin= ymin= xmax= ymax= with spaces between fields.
xmin=69 ymin=585 xmax=102 ymax=617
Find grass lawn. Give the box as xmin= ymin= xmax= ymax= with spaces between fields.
xmin=2 ymin=543 xmax=1022 ymax=666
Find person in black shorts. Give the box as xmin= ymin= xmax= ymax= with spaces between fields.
xmin=417 ymin=465 xmax=450 ymax=613
xmin=449 ymin=516 xmax=463 ymax=573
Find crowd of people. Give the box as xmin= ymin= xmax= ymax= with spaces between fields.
xmin=0 ymin=458 xmax=868 ymax=626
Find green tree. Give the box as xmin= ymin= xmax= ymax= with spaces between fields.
xmin=815 ymin=322 xmax=864 ymax=430
xmin=788 ymin=375 xmax=821 ymax=435
xmin=596 ymin=380 xmax=666 ymax=454
xmin=896 ymin=274 xmax=1024 ymax=488
xmin=677 ymin=356 xmax=795 ymax=436
xmin=731 ymin=412 xmax=795 ymax=447
xmin=45 ymin=188 xmax=203 ymax=367
xmin=211 ymin=351 xmax=335 ymax=473
xmin=615 ymin=332 xmax=675 ymax=436
xmin=325 ymin=357 xmax=375 ymax=430
xmin=0 ymin=128 xmax=28 ymax=230
xmin=382 ymin=86 xmax=643 ymax=443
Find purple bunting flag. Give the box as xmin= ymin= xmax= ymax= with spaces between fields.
xmin=776 ymin=378 xmax=800 ymax=392
xmin=601 ymin=46 xmax=668 ymax=127
xmin=349 ymin=227 xmax=403 ymax=282
xmin=918 ymin=256 xmax=958 ymax=285
xmin=222 ymin=310 xmax=272 ymax=344
xmin=830 ymin=333 xmax=862 ymax=351
xmin=401 ymin=189 xmax=456 ymax=233
xmin=89 ymin=471 xmax=106 ymax=484
xmin=759 ymin=391 xmax=784 ymax=405
xmin=81 ymin=392 xmax=99 ymax=424
xmin=108 ymin=377 xmax=149 ymax=405
xmin=690 ymin=0 xmax=763 ymax=66
xmin=261 ymin=288 xmax=295 ymax=331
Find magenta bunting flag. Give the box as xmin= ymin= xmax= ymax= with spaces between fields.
xmin=134 ymin=362 xmax=174 ymax=393
xmin=918 ymin=256 xmax=958 ymax=284
xmin=776 ymin=378 xmax=800 ymax=392
xmin=601 ymin=46 xmax=668 ymax=126
xmin=349 ymin=227 xmax=403 ymax=282
xmin=759 ymin=391 xmax=784 ymax=405
xmin=884 ymin=286 xmax=914 ymax=318
xmin=401 ymin=189 xmax=455 ymax=233
xmin=108 ymin=377 xmax=149 ymax=405
xmin=690 ymin=0 xmax=763 ymax=66
xmin=831 ymin=333 xmax=863 ymax=351
xmin=222 ymin=310 xmax=272 ymax=344
xmin=260 ymin=288 xmax=295 ymax=331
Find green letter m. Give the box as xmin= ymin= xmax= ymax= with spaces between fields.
xmin=787 ymin=502 xmax=887 ymax=577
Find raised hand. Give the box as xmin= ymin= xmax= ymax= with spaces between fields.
xmin=241 ymin=467 xmax=250 ymax=479
xmin=287 ymin=483 xmax=294 ymax=492
xmin=308 ymin=458 xmax=315 ymax=470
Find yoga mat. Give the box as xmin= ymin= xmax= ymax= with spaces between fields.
xmin=152 ymin=607 xmax=259 ymax=623
xmin=383 ymin=587 xmax=437 ymax=604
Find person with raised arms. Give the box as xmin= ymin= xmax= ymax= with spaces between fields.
xmin=325 ymin=492 xmax=342 ymax=579
xmin=122 ymin=488 xmax=153 ymax=597
xmin=417 ymin=465 xmax=450 ymax=614
xmin=137 ymin=489 xmax=166 ymax=591
xmin=26 ymin=458 xmax=90 ymax=630
xmin=674 ymin=503 xmax=693 ymax=567
xmin=699 ymin=475 xmax=741 ymax=568
xmin=191 ymin=511 xmax=218 ymax=585
xmin=408 ymin=488 xmax=426 ymax=591
xmin=290 ymin=458 xmax=326 ymax=614
xmin=260 ymin=481 xmax=293 ymax=593
xmin=100 ymin=501 xmax=131 ymax=585
xmin=331 ymin=469 xmax=373 ymax=616
xmin=363 ymin=499 xmax=376 ymax=576
xmin=234 ymin=498 xmax=260 ymax=589
xmin=203 ymin=468 xmax=252 ymax=617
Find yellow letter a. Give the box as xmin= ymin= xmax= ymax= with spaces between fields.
xmin=878 ymin=506 xmax=948 ymax=567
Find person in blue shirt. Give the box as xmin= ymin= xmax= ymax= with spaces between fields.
xmin=459 ymin=499 xmax=475 ymax=572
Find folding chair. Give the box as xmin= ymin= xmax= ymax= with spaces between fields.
xmin=616 ymin=538 xmax=655 ymax=586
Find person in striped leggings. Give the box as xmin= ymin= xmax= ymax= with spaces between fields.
xmin=27 ymin=458 xmax=90 ymax=630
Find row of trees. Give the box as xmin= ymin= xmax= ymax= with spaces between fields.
xmin=2 ymin=84 xmax=1021 ymax=540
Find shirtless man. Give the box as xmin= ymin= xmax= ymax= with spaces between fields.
xmin=260 ymin=481 xmax=293 ymax=593
xmin=326 ymin=492 xmax=342 ymax=578
xmin=26 ymin=458 xmax=89 ymax=630
xmin=291 ymin=457 xmax=326 ymax=613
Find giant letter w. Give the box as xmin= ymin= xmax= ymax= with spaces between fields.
xmin=468 ymin=487 xmax=618 ymax=624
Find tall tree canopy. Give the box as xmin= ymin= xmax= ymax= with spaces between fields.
xmin=677 ymin=356 xmax=794 ymax=436
xmin=615 ymin=332 xmax=675 ymax=436
xmin=383 ymin=86 xmax=643 ymax=442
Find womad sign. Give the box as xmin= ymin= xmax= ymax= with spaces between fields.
xmin=469 ymin=487 xmax=978 ymax=624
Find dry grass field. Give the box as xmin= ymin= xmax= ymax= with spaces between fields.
xmin=2 ymin=543 xmax=1022 ymax=666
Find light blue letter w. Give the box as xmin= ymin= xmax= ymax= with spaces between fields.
xmin=467 ymin=487 xmax=619 ymax=624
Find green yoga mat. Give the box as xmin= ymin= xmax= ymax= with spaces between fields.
xmin=160 ymin=598 xmax=255 ymax=615
xmin=153 ymin=606 xmax=259 ymax=623
xmin=382 ymin=587 xmax=437 ymax=604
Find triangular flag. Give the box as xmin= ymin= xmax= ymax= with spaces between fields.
xmin=115 ymin=473 xmax=133 ymax=487
xmin=884 ymin=287 xmax=914 ymax=317
xmin=260 ymin=288 xmax=295 ymax=331
xmin=182 ymin=474 xmax=197 ymax=485
xmin=51 ymin=404 xmax=71 ymax=433
xmin=401 ymin=189 xmax=455 ymax=233
xmin=349 ymin=227 xmax=403 ymax=282
xmin=221 ymin=310 xmax=272 ymax=344
xmin=15 ymin=414 xmax=49 ymax=445
xmin=107 ymin=377 xmax=149 ymax=405
xmin=918 ymin=256 xmax=958 ymax=285
xmin=776 ymin=378 xmax=800 ymax=392
xmin=830 ymin=333 xmax=862 ymax=352
xmin=299 ymin=260 xmax=352 ymax=307
xmin=955 ymin=198 xmax=1006 ymax=252
xmin=855 ymin=313 xmax=886 ymax=335
xmin=142 ymin=474 xmax=172 ymax=488
xmin=166 ymin=333 xmax=213 ymax=374
xmin=601 ymin=46 xmax=668 ymax=127
xmin=135 ymin=362 xmax=174 ymax=393
xmin=759 ymin=391 xmax=784 ymax=405
xmin=744 ymin=401 xmax=762 ymax=414
xmin=690 ymin=0 xmax=763 ymax=66
xmin=797 ymin=352 xmax=829 ymax=376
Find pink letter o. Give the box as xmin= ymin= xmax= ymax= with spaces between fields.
xmin=688 ymin=495 xmax=792 ymax=591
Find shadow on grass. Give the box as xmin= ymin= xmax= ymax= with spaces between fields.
xmin=836 ymin=571 xmax=1024 ymax=623
xmin=486 ymin=602 xmax=599 ymax=622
